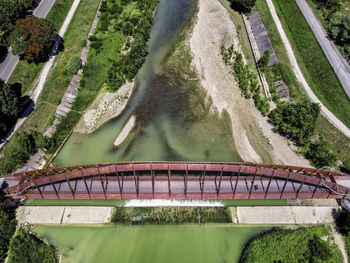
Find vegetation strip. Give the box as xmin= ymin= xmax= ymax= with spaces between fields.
xmin=272 ymin=0 xmax=350 ymax=129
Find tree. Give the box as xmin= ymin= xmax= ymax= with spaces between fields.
xmin=10 ymin=15 xmax=57 ymax=63
xmin=7 ymin=229 xmax=56 ymax=263
xmin=0 ymin=81 xmax=23 ymax=139
xmin=0 ymin=193 xmax=16 ymax=262
xmin=228 ymin=0 xmax=256 ymax=14
xmin=0 ymin=0 xmax=32 ymax=33
xmin=329 ymin=13 xmax=350 ymax=59
xmin=268 ymin=99 xmax=320 ymax=146
xmin=257 ymin=50 xmax=271 ymax=71
xmin=65 ymin=55 xmax=81 ymax=75
xmin=305 ymin=137 xmax=337 ymax=168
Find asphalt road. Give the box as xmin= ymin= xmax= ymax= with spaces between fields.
xmin=0 ymin=0 xmax=56 ymax=82
xmin=296 ymin=0 xmax=350 ymax=99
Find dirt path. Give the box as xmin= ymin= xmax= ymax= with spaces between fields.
xmin=189 ymin=0 xmax=309 ymax=166
xmin=266 ymin=0 xmax=350 ymax=139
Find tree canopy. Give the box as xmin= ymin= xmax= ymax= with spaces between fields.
xmin=0 ymin=0 xmax=32 ymax=32
xmin=7 ymin=229 xmax=56 ymax=263
xmin=228 ymin=0 xmax=256 ymax=14
xmin=268 ymin=98 xmax=320 ymax=146
xmin=0 ymin=81 xmax=23 ymax=139
xmin=10 ymin=15 xmax=56 ymax=63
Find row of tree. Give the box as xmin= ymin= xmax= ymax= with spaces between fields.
xmin=312 ymin=0 xmax=350 ymax=60
xmin=0 ymin=80 xmax=23 ymax=139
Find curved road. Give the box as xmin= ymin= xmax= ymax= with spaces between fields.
xmin=0 ymin=0 xmax=56 ymax=82
xmin=296 ymin=0 xmax=350 ymax=99
xmin=266 ymin=0 xmax=350 ymax=138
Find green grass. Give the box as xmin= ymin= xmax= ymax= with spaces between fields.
xmin=241 ymin=225 xmax=343 ymax=263
xmin=272 ymin=0 xmax=350 ymax=128
xmin=8 ymin=0 xmax=75 ymax=94
xmin=34 ymin=225 xmax=270 ymax=263
xmin=23 ymin=199 xmax=126 ymax=206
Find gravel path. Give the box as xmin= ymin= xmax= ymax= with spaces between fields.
xmin=266 ymin=0 xmax=350 ymax=138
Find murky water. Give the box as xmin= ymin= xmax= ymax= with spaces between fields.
xmin=54 ymin=0 xmax=242 ymax=166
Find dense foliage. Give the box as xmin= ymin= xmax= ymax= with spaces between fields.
xmin=0 ymin=131 xmax=39 ymax=174
xmin=221 ymin=44 xmax=270 ymax=116
xmin=335 ymin=210 xmax=350 ymax=259
xmin=10 ymin=15 xmax=57 ymax=63
xmin=257 ymin=50 xmax=270 ymax=71
xmin=228 ymin=0 xmax=256 ymax=14
xmin=305 ymin=137 xmax=337 ymax=167
xmin=65 ymin=55 xmax=81 ymax=75
xmin=82 ymin=0 xmax=157 ymax=92
xmin=240 ymin=226 xmax=342 ymax=263
xmin=312 ymin=0 xmax=349 ymax=60
xmin=7 ymin=229 xmax=57 ymax=263
xmin=268 ymin=99 xmax=320 ymax=146
xmin=0 ymin=0 xmax=33 ymax=57
xmin=112 ymin=207 xmax=231 ymax=224
xmin=0 ymin=81 xmax=23 ymax=139
xmin=0 ymin=193 xmax=17 ymax=262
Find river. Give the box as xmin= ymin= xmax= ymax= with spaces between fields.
xmin=53 ymin=0 xmax=242 ymax=166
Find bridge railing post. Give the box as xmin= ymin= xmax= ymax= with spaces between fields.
xmin=217 ymin=166 xmax=224 ymax=199
xmin=168 ymin=164 xmax=171 ymax=199
xmin=201 ymin=165 xmax=206 ymax=200
xmin=97 ymin=166 xmax=107 ymax=199
xmin=80 ymin=168 xmax=91 ymax=199
xmin=264 ymin=169 xmax=275 ymax=199
xmin=233 ymin=166 xmax=241 ymax=199
xmin=64 ymin=171 xmax=75 ymax=199
xmin=248 ymin=167 xmax=258 ymax=199
xmin=114 ymin=165 xmax=123 ymax=199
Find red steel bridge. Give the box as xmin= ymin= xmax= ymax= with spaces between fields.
xmin=2 ymin=162 xmax=350 ymax=200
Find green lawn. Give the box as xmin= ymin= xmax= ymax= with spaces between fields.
xmin=273 ymin=0 xmax=350 ymax=128
xmin=8 ymin=0 xmax=75 ymax=94
xmin=34 ymin=225 xmax=270 ymax=263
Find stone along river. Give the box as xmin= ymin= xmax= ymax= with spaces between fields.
xmin=53 ymin=0 xmax=243 ymax=165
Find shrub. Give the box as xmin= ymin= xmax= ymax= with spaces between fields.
xmin=7 ymin=229 xmax=56 ymax=263
xmin=304 ymin=137 xmax=337 ymax=168
xmin=65 ymin=55 xmax=81 ymax=75
xmin=228 ymin=0 xmax=256 ymax=14
xmin=268 ymin=98 xmax=320 ymax=146
xmin=0 ymin=193 xmax=16 ymax=262
xmin=257 ymin=50 xmax=271 ymax=71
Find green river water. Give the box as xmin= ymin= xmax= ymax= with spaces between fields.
xmin=35 ymin=225 xmax=270 ymax=263
xmin=53 ymin=0 xmax=242 ymax=166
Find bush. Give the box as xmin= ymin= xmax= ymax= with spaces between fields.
xmin=304 ymin=137 xmax=337 ymax=168
xmin=0 ymin=193 xmax=17 ymax=262
xmin=240 ymin=226 xmax=342 ymax=263
xmin=228 ymin=0 xmax=256 ymax=14
xmin=65 ymin=55 xmax=81 ymax=75
xmin=268 ymin=98 xmax=320 ymax=147
xmin=257 ymin=50 xmax=271 ymax=71
xmin=7 ymin=229 xmax=56 ymax=263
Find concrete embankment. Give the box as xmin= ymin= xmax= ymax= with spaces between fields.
xmin=232 ymin=206 xmax=339 ymax=224
xmin=17 ymin=205 xmax=339 ymax=225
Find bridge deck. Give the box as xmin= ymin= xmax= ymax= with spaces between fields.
xmin=2 ymin=162 xmax=349 ymax=200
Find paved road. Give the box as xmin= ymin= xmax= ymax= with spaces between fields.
xmin=0 ymin=0 xmax=56 ymax=82
xmin=266 ymin=0 xmax=350 ymax=138
xmin=296 ymin=0 xmax=350 ymax=99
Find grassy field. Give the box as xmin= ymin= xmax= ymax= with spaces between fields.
xmin=35 ymin=225 xmax=270 ymax=263
xmin=21 ymin=0 xmax=100 ymax=133
xmin=8 ymin=0 xmax=75 ymax=94
xmin=272 ymin=0 xmax=350 ymax=128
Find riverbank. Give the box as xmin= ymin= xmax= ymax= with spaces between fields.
xmin=189 ymin=0 xmax=309 ymax=166
xmin=75 ymin=82 xmax=135 ymax=133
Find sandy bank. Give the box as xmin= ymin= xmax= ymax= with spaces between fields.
xmin=75 ymin=82 xmax=134 ymax=133
xmin=189 ymin=0 xmax=309 ymax=166
xmin=114 ymin=115 xmax=135 ymax=147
